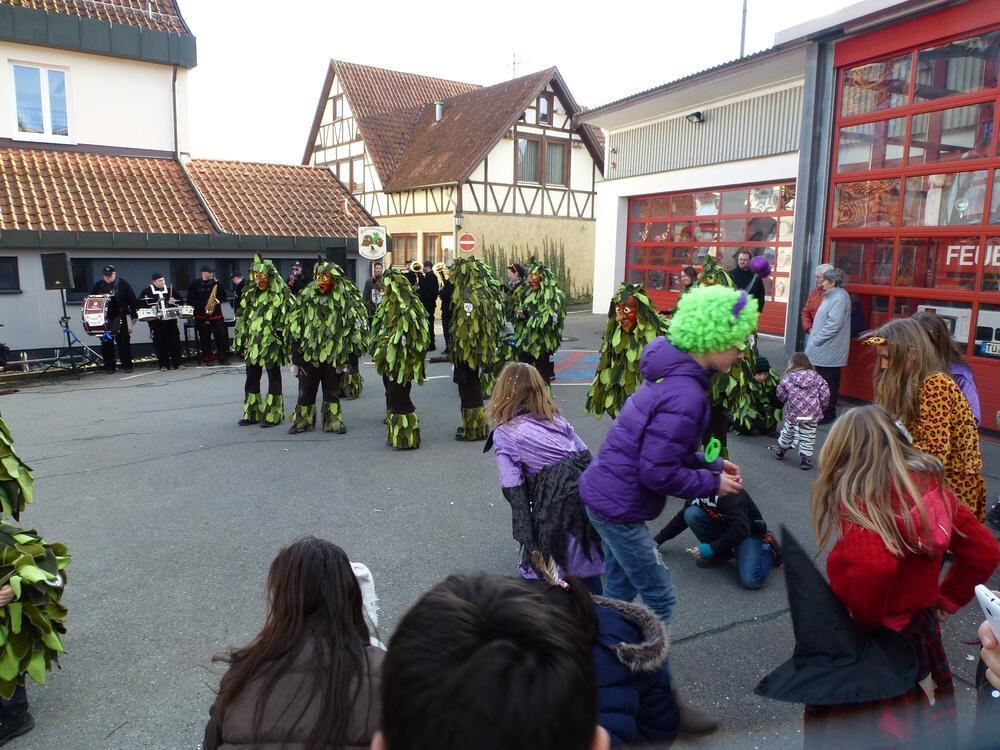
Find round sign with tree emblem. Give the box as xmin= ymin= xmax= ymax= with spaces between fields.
xmin=358 ymin=226 xmax=388 ymax=260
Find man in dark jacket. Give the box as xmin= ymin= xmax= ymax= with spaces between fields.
xmin=187 ymin=266 xmax=229 ymax=366
xmin=437 ymin=264 xmax=453 ymax=354
xmin=231 ymin=271 xmax=246 ymax=314
xmin=729 ymin=250 xmax=766 ymax=314
xmin=417 ymin=260 xmax=439 ymax=352
xmin=136 ymin=273 xmax=182 ymax=370
xmin=286 ymin=261 xmax=307 ymax=296
xmin=654 ymin=490 xmax=782 ymax=590
xmin=90 ymin=264 xmax=138 ymax=373
xmin=362 ymin=261 xmax=384 ymax=318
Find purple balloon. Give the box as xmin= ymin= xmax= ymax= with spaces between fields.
xmin=749 ymin=255 xmax=772 ymax=278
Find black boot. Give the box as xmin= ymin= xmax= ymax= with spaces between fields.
xmin=0 ymin=711 xmax=34 ymax=746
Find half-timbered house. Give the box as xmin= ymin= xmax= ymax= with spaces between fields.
xmin=303 ymin=61 xmax=604 ymax=295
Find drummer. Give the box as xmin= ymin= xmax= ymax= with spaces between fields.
xmin=90 ymin=265 xmax=138 ymax=374
xmin=137 ymin=273 xmax=182 ymax=371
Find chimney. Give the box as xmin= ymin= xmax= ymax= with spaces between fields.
xmin=434 ymin=102 xmax=444 ymax=122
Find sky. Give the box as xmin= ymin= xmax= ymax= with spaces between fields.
xmin=179 ymin=0 xmax=859 ymax=164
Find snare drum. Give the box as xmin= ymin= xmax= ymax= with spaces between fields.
xmin=81 ymin=295 xmax=112 ymax=336
xmin=137 ymin=308 xmax=158 ymax=324
xmin=177 ymin=305 xmax=194 ymax=319
xmin=159 ymin=307 xmax=181 ymax=321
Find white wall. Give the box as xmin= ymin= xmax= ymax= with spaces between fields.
xmin=591 ymin=152 xmax=800 ymax=312
xmin=0 ymin=42 xmax=179 ymax=152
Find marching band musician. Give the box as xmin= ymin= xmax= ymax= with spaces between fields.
xmin=286 ymin=261 xmax=307 ymax=296
xmin=187 ymin=266 xmax=230 ymax=366
xmin=90 ymin=264 xmax=138 ymax=374
xmin=137 ymin=273 xmax=182 ymax=371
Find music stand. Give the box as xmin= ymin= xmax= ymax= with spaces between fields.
xmin=42 ymin=289 xmax=101 ymax=376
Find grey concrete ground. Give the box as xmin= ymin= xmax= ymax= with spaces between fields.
xmin=3 ymin=312 xmax=998 ymax=749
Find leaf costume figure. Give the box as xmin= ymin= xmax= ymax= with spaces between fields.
xmin=513 ymin=262 xmax=565 ymax=384
xmin=0 ymin=415 xmax=33 ymax=520
xmin=448 ymin=258 xmax=505 ymax=441
xmin=286 ymin=259 xmax=367 ymax=435
xmin=697 ymin=256 xmax=759 ymax=451
xmin=585 ymin=284 xmax=669 ymax=419
xmin=0 ymin=523 xmax=70 ymax=700
xmin=234 ymin=256 xmax=292 ymax=427
xmin=370 ymin=269 xmax=428 ymax=449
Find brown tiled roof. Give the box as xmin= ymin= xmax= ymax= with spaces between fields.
xmin=387 ymin=68 xmax=556 ymax=191
xmin=304 ymin=61 xmax=479 ymax=182
xmin=187 ymin=160 xmax=375 ymax=238
xmin=0 ymin=0 xmax=191 ymax=35
xmin=0 ymin=148 xmax=213 ymax=234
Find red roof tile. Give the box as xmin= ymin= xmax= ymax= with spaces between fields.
xmin=0 ymin=148 xmax=213 ymax=234
xmin=0 ymin=0 xmax=191 ymax=35
xmin=387 ymin=69 xmax=555 ymax=191
xmin=187 ymin=160 xmax=375 ymax=238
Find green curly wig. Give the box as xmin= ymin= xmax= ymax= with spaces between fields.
xmin=668 ymin=285 xmax=758 ymax=355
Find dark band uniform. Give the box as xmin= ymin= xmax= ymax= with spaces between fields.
xmin=91 ymin=274 xmax=138 ymax=373
xmin=137 ymin=283 xmax=182 ymax=370
xmin=187 ymin=277 xmax=229 ymax=364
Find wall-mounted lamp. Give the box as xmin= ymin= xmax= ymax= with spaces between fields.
xmin=685 ymin=111 xmax=705 ymax=124
xmin=454 ymin=212 xmax=464 ymax=229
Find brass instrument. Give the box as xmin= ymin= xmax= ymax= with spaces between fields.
xmin=205 ymin=283 xmax=219 ymax=316
xmin=409 ymin=260 xmax=422 ymax=273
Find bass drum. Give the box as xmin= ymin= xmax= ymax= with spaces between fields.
xmin=81 ymin=295 xmax=112 ymax=337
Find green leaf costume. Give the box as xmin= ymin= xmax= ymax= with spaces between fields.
xmin=585 ymin=284 xmax=669 ymax=419
xmin=0 ymin=523 xmax=70 ymax=699
xmin=448 ymin=258 xmax=504 ymax=440
xmin=286 ymin=260 xmax=368 ymax=434
xmin=235 ymin=256 xmax=292 ymax=426
xmin=514 ymin=262 xmax=566 ymax=361
xmin=0 ymin=416 xmax=33 ymax=520
xmin=370 ymin=270 xmax=428 ymax=449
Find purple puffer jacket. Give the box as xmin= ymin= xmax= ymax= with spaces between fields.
xmin=579 ymin=337 xmax=721 ymax=524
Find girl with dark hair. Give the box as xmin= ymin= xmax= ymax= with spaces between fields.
xmin=203 ymin=538 xmax=383 ymax=750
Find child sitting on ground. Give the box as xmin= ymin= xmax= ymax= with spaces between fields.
xmin=654 ymin=489 xmax=782 ymax=590
xmin=487 ymin=362 xmax=604 ymax=593
xmin=769 ymin=352 xmax=829 ymax=470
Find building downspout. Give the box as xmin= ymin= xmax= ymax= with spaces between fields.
xmin=172 ymin=64 xmax=226 ymax=235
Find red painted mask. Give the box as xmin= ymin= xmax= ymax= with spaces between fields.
xmin=316 ymin=271 xmax=334 ymax=295
xmin=614 ymin=296 xmax=638 ymax=333
xmin=253 ymin=272 xmax=271 ymax=291
xmin=528 ymin=271 xmax=541 ymax=290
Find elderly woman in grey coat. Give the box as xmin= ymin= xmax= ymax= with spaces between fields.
xmin=804 ymin=268 xmax=851 ymax=424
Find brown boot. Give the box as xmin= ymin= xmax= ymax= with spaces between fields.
xmin=672 ymin=688 xmax=720 ymax=736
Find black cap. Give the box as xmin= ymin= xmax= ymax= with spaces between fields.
xmin=754 ymin=355 xmax=771 ymax=374
xmin=291 ymin=261 xmax=302 ymax=268
xmin=151 ymin=272 xmax=164 ymax=281
xmin=200 ymin=265 xmax=214 ymax=273
xmin=231 ymin=271 xmax=243 ymax=279
xmin=103 ymin=265 xmax=116 ymax=274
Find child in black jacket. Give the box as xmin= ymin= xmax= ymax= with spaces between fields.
xmin=654 ymin=490 xmax=782 ymax=590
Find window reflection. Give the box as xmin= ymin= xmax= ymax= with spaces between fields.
xmin=980 ymin=237 xmax=1000 ymax=292
xmin=903 ymin=170 xmax=987 ymax=226
xmin=834 ymin=180 xmax=901 ymax=228
xmin=895 ymin=298 xmax=973 ymax=343
xmin=841 ymin=55 xmax=912 ymax=116
xmin=837 ymin=117 xmax=907 ymax=172
xmin=915 ymin=30 xmax=1000 ymax=103
xmin=909 ymin=102 xmax=994 ymax=164
xmin=831 ymin=238 xmax=895 ymax=285
xmin=897 ymin=237 xmax=978 ymax=290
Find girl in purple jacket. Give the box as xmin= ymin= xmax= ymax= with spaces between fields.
xmin=769 ymin=353 xmax=830 ymax=470
xmin=487 ymin=362 xmax=605 ymax=593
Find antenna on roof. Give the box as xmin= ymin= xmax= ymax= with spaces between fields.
xmin=739 ymin=0 xmax=748 ymax=57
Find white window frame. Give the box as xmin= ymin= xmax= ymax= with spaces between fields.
xmin=9 ymin=61 xmax=74 ymax=144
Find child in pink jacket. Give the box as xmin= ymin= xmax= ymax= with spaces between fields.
xmin=769 ymin=353 xmax=830 ymax=470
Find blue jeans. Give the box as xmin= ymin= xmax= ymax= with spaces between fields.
xmin=586 ymin=509 xmax=677 ymax=626
xmin=683 ymin=506 xmax=773 ymax=590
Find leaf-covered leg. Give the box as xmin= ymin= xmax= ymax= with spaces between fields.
xmin=322 ymin=400 xmax=346 ymax=434
xmin=459 ymin=407 xmax=489 ymax=441
xmin=239 ymin=392 xmax=263 ymax=425
xmin=386 ymin=412 xmax=420 ymax=450
xmin=260 ymin=394 xmax=285 ymax=427
xmin=0 ymin=422 xmax=32 ymax=520
xmin=288 ymin=404 xmax=316 ymax=434
xmin=341 ymin=372 xmax=363 ymax=400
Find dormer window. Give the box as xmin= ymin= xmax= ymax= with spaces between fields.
xmin=537 ymin=93 xmax=554 ymax=125
xmin=12 ymin=64 xmax=69 ymax=138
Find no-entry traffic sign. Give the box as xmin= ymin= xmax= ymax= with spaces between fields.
xmin=458 ymin=232 xmax=477 ymax=252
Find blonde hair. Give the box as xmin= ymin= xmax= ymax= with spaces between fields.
xmin=487 ymin=363 xmax=559 ymax=426
xmin=869 ymin=318 xmax=945 ymax=428
xmin=786 ymin=352 xmax=814 ymax=374
xmin=811 ymin=405 xmax=944 ymax=558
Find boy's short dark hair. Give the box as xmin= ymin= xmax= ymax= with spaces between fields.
xmin=381 ymin=574 xmax=598 ymax=750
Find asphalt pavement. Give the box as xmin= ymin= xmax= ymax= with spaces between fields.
xmin=3 ymin=312 xmax=998 ymax=749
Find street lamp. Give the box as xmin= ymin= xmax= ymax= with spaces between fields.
xmin=454 ymin=212 xmax=464 ymax=229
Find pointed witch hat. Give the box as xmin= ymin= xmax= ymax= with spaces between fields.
xmin=755 ymin=526 xmax=918 ymax=705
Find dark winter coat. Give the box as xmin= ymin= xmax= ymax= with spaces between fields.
xmin=362 ymin=275 xmax=384 ymax=317
xmin=187 ymin=278 xmax=228 ymax=317
xmin=91 ymin=277 xmax=138 ymax=319
xmin=439 ymin=279 xmax=454 ymax=327
xmin=655 ymin=490 xmax=768 ymax=558
xmin=203 ymin=639 xmax=384 ymax=750
xmin=579 ymin=337 xmax=722 ymax=524
xmin=729 ymin=266 xmax=766 ymax=313
xmin=594 ymin=597 xmax=679 ymax=747
xmin=418 ymin=272 xmax=439 ymax=313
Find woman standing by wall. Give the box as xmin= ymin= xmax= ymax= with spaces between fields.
xmin=804 ymin=268 xmax=851 ymax=424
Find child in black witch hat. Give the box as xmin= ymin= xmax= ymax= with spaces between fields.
xmin=758 ymin=405 xmax=998 ymax=749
